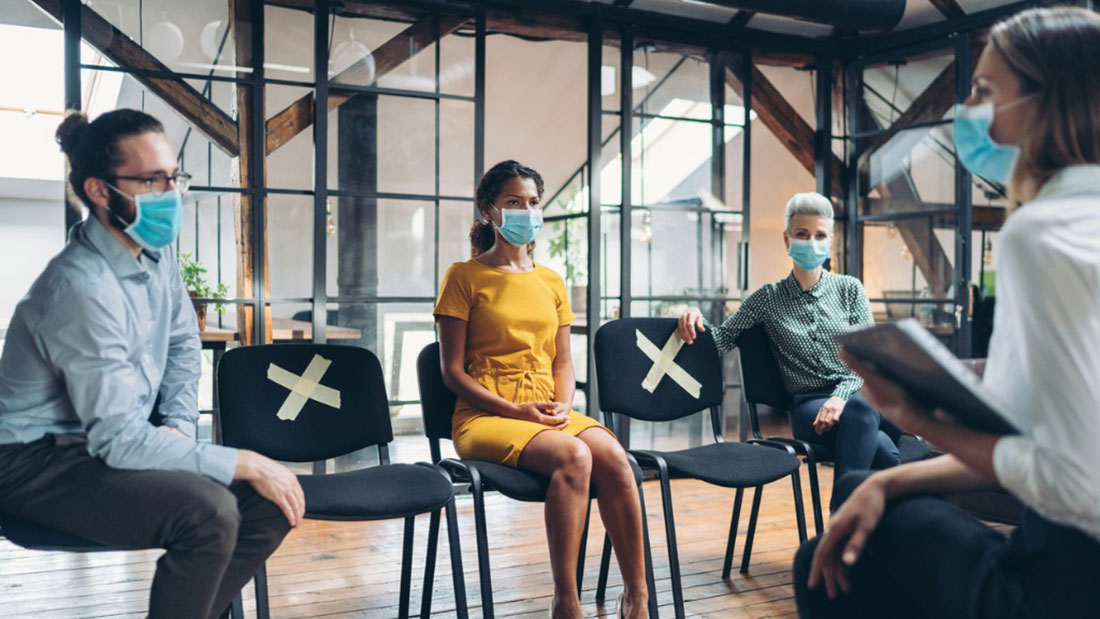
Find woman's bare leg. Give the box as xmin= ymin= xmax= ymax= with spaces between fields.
xmin=577 ymin=428 xmax=648 ymax=619
xmin=518 ymin=430 xmax=593 ymax=619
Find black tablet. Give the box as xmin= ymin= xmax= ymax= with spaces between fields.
xmin=835 ymin=319 xmax=1019 ymax=435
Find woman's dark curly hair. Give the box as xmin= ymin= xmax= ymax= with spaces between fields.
xmin=470 ymin=160 xmax=545 ymax=257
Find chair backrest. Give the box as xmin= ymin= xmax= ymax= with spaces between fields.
xmin=735 ymin=325 xmax=791 ymax=410
xmin=594 ymin=318 xmax=724 ymax=422
xmin=217 ymin=343 xmax=393 ymax=462
xmin=416 ymin=342 xmax=457 ymax=444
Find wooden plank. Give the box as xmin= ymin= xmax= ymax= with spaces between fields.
xmin=30 ymin=0 xmax=239 ymax=157
xmin=864 ymin=199 xmax=1007 ymax=230
xmin=724 ymin=63 xmax=846 ymax=204
xmin=264 ymin=14 xmax=468 ymax=155
xmin=0 ymin=415 xmax=829 ymax=618
xmin=231 ymin=0 xmax=271 ymax=346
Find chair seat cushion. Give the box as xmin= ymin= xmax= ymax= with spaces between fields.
xmin=636 ymin=442 xmax=800 ymax=488
xmin=0 ymin=515 xmax=112 ymax=552
xmin=898 ymin=434 xmax=938 ymax=463
xmin=784 ymin=435 xmax=936 ymax=465
xmin=455 ymin=454 xmax=645 ymax=503
xmin=299 ymin=463 xmax=453 ymax=521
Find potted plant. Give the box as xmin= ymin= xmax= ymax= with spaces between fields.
xmin=178 ymin=253 xmax=229 ymax=332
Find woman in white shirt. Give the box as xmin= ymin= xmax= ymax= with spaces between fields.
xmin=794 ymin=7 xmax=1100 ymax=618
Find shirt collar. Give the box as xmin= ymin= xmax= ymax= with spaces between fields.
xmin=1034 ymin=165 xmax=1100 ymax=202
xmin=783 ymin=271 xmax=828 ymax=298
xmin=77 ymin=215 xmax=158 ymax=280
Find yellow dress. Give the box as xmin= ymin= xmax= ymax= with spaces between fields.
xmin=433 ymin=259 xmax=611 ymax=467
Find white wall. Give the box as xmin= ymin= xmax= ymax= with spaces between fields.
xmin=0 ymin=179 xmax=66 ymax=328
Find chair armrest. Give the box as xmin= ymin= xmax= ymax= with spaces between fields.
xmin=764 ymin=436 xmax=818 ymax=460
xmin=746 ymin=438 xmax=797 ymax=456
xmin=438 ymin=458 xmax=472 ymax=483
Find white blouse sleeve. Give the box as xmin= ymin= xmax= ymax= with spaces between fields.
xmin=990 ymin=220 xmax=1100 ymax=533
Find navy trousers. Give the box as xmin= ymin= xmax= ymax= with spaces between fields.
xmin=793 ymin=472 xmax=1100 ymax=619
xmin=789 ymin=390 xmax=902 ymax=480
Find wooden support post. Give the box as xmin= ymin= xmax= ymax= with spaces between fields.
xmin=231 ymin=0 xmax=271 ymax=346
xmin=336 ymin=95 xmax=379 ymax=351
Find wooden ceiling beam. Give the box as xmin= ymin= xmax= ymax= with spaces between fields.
xmin=264 ymin=14 xmax=467 ymax=155
xmin=725 ymin=63 xmax=846 ymax=204
xmin=266 ymin=0 xmax=814 ymax=67
xmin=859 ymin=38 xmax=983 ymax=165
xmin=32 ymin=0 xmax=240 ymax=157
xmin=929 ymin=0 xmax=966 ymax=19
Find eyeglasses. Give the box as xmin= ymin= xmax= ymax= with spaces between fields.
xmin=110 ymin=171 xmax=192 ymax=194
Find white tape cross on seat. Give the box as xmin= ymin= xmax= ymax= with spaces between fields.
xmin=267 ymin=354 xmax=342 ymax=421
xmin=636 ymin=329 xmax=702 ymax=399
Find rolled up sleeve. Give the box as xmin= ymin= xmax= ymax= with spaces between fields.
xmin=990 ymin=225 xmax=1100 ymax=531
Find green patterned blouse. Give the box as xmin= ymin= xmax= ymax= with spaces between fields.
xmin=706 ymin=271 xmax=874 ymax=400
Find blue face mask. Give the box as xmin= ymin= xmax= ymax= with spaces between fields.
xmin=106 ymin=183 xmax=185 ymax=251
xmin=788 ymin=238 xmax=830 ymax=271
xmin=953 ymin=97 xmax=1031 ymax=186
xmin=494 ymin=207 xmax=543 ymax=247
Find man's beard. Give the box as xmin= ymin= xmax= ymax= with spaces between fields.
xmin=104 ymin=191 xmax=136 ymax=232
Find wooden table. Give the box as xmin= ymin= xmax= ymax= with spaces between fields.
xmin=199 ymin=318 xmax=363 ymax=345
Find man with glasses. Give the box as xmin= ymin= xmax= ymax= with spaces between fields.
xmin=0 ymin=109 xmax=304 ymax=619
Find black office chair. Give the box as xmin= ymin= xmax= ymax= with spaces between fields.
xmin=594 ymin=318 xmax=807 ymax=619
xmin=735 ymin=324 xmax=936 ymax=534
xmin=218 ymin=343 xmax=468 ymax=619
xmin=415 ymin=342 xmax=658 ymax=619
xmin=0 ymin=515 xmax=251 ymax=618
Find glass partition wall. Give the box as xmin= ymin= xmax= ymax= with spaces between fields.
xmin=54 ymin=0 xmax=812 ymax=457
xmin=843 ymin=34 xmax=992 ymax=357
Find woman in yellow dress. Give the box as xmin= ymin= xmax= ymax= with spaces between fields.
xmin=435 ymin=160 xmax=647 ymax=619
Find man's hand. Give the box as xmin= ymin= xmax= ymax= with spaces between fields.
xmin=807 ymin=474 xmax=888 ymax=599
xmin=813 ymin=396 xmax=846 ymax=434
xmin=677 ymin=308 xmax=706 ymax=344
xmin=511 ymin=402 xmax=571 ymax=428
xmin=234 ymin=450 xmax=306 ymax=527
xmin=158 ymin=425 xmax=186 ymax=438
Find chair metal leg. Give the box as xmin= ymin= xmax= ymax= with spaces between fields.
xmin=254 ymin=562 xmax=270 ymax=619
xmin=722 ymin=487 xmax=745 ymax=579
xmin=230 ymin=592 xmax=244 ymax=619
xmin=576 ymin=503 xmax=591 ymax=593
xmin=790 ymin=468 xmax=809 ymax=544
xmin=420 ymin=509 xmax=442 ymax=619
xmin=595 ymin=533 xmax=613 ymax=602
xmin=470 ymin=475 xmax=496 ymax=619
xmin=805 ymin=454 xmax=824 ymax=534
xmin=399 ymin=516 xmax=416 ymax=619
xmin=738 ymin=486 xmax=763 ymax=574
xmin=638 ymin=482 xmax=659 ymax=619
xmin=444 ymin=496 xmax=470 ymax=619
xmin=654 ymin=461 xmax=685 ymax=619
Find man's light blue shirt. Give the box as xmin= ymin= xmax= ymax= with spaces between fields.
xmin=0 ymin=216 xmax=237 ymax=485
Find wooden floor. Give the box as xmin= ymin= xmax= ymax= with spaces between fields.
xmin=1 ymin=420 xmax=832 ymax=619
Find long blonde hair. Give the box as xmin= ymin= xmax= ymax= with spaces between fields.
xmin=989 ymin=7 xmax=1100 ymax=206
